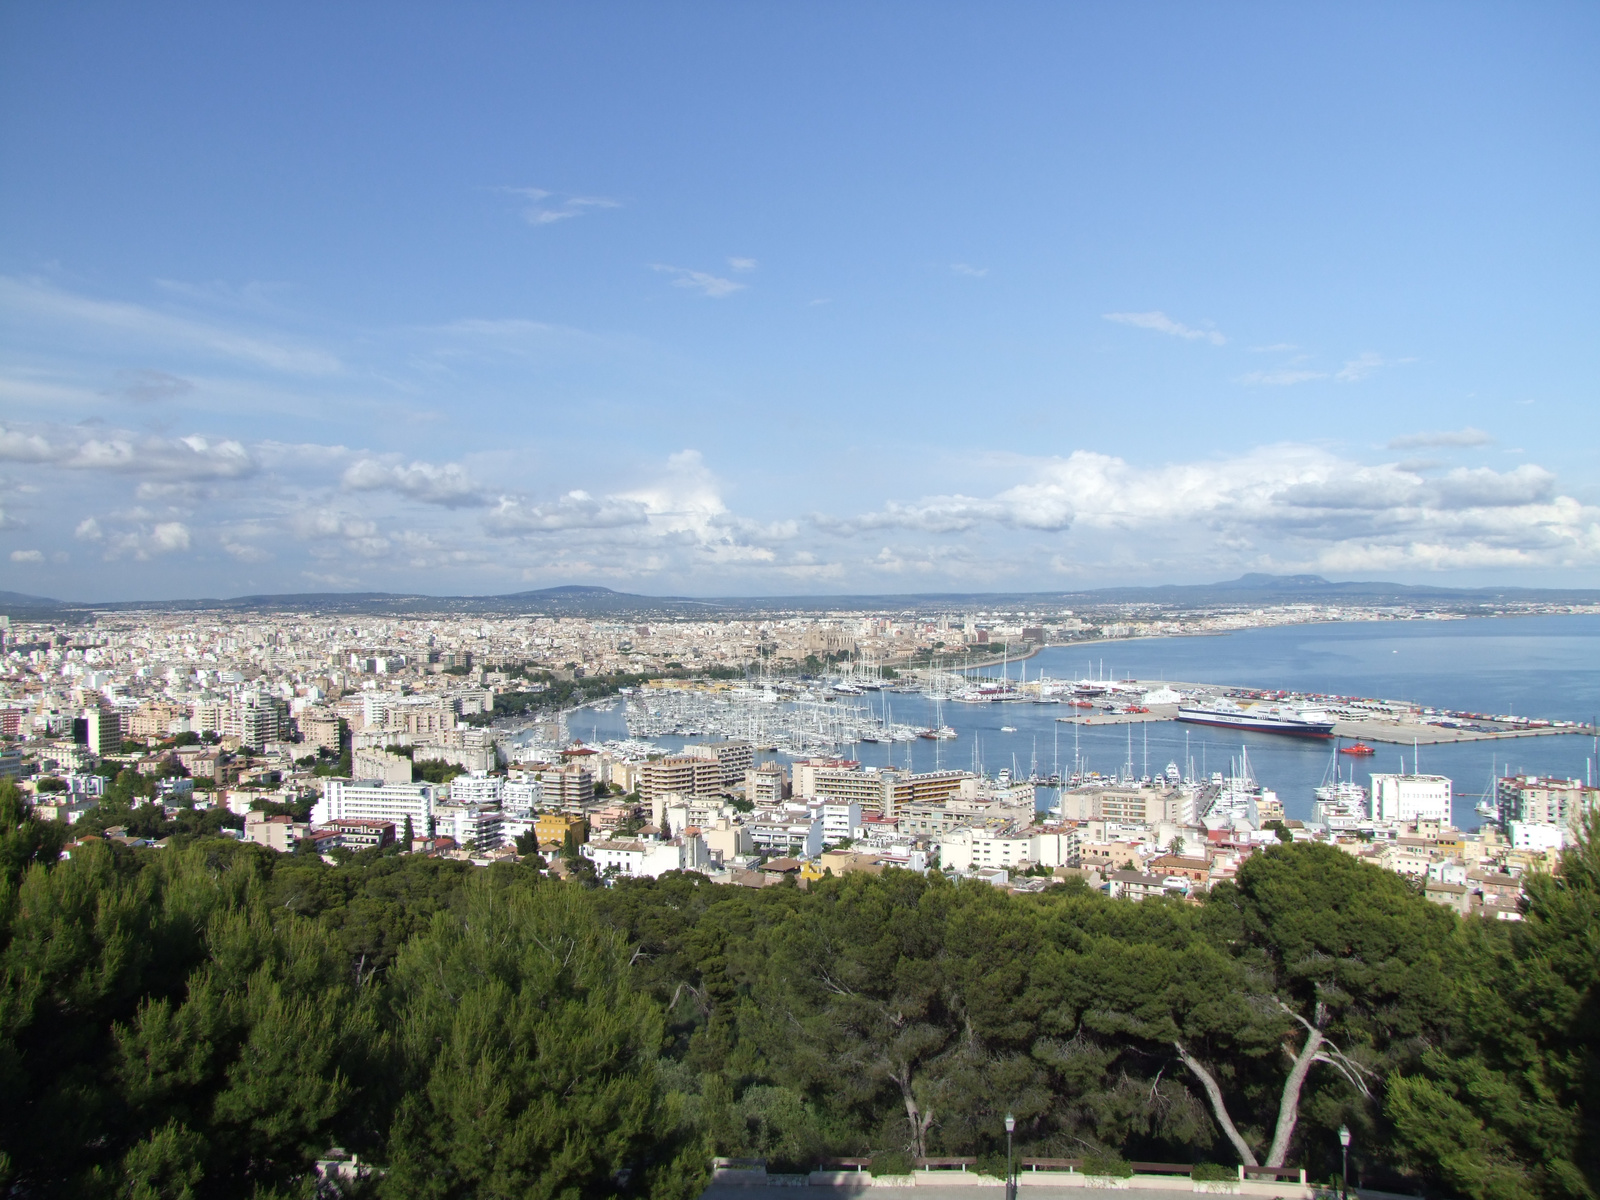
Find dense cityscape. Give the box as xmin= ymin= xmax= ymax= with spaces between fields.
xmin=4 ymin=597 xmax=1596 ymax=922
xmin=5 ymin=4 xmax=1599 ymax=1199
xmin=2 ymin=594 xmax=1597 ymax=1198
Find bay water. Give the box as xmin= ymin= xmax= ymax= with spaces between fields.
xmin=562 ymin=614 xmax=1600 ymax=830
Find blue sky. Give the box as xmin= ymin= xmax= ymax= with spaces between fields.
xmin=2 ymin=3 xmax=1597 ymax=599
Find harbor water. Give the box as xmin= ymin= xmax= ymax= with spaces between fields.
xmin=557 ymin=614 xmax=1600 ymax=830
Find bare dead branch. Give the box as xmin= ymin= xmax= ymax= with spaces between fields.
xmin=1174 ymin=1040 xmax=1259 ymax=1167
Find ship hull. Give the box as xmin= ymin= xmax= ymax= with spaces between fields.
xmin=1177 ymin=710 xmax=1335 ymax=738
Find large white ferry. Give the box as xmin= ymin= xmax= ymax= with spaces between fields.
xmin=1177 ymin=696 xmax=1336 ymax=738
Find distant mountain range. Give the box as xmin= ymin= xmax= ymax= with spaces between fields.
xmin=3 ymin=574 xmax=1599 ymax=620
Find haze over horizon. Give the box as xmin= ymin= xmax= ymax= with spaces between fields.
xmin=3 ymin=5 xmax=1599 ymax=601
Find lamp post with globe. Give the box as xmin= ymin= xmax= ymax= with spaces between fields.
xmin=1005 ymin=1113 xmax=1016 ymax=1200
xmin=1338 ymin=1124 xmax=1352 ymax=1200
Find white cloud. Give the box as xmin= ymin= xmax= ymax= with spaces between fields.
xmin=9 ymin=549 xmax=43 ymax=563
xmin=951 ymin=263 xmax=989 ymax=277
xmin=75 ymin=516 xmax=193 ymax=561
xmin=1238 ymin=368 xmax=1327 ymax=386
xmin=651 ymin=264 xmax=745 ymax=298
xmin=484 ymin=450 xmax=793 ymax=570
xmin=0 ymin=276 xmax=341 ymax=375
xmin=341 ymin=458 xmax=488 ymax=508
xmin=1387 ymin=426 xmax=1494 ymax=450
xmin=149 ymin=522 xmax=191 ymax=553
xmin=1103 ymin=310 xmax=1226 ymax=345
xmin=0 ymin=423 xmax=257 ymax=479
xmin=728 ymin=258 xmax=758 ymax=272
xmin=1336 ymin=352 xmax=1385 ymax=382
xmin=818 ymin=483 xmax=1074 ymax=536
xmin=485 ymin=491 xmax=651 ymax=533
xmin=503 ymin=187 xmax=621 ymax=226
xmin=292 ymin=510 xmax=379 ymax=541
xmin=222 ymin=539 xmax=271 ymax=562
xmin=821 ymin=447 xmax=1600 ymax=572
xmin=290 ymin=508 xmax=391 ymax=559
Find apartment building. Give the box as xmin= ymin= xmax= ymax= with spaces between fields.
xmin=535 ymin=764 xmax=594 ymax=809
xmin=299 ymin=709 xmax=342 ymax=753
xmin=581 ymin=833 xmax=711 ymax=879
xmin=245 ymin=811 xmax=307 ymax=852
xmin=659 ymin=795 xmax=733 ymax=834
xmin=821 ymin=802 xmax=861 ymax=846
xmin=940 ymin=826 xmax=1078 ymax=871
xmin=1107 ymin=870 xmax=1184 ymax=901
xmin=701 ymin=818 xmax=753 ymax=863
xmin=324 ymin=817 xmax=396 ymax=851
xmin=535 ymin=812 xmax=586 ymax=850
xmin=792 ymin=761 xmax=971 ymax=819
xmin=744 ymin=763 xmax=786 ymax=804
xmin=314 ymin=780 xmax=436 ymax=833
xmin=681 ymin=739 xmax=754 ymax=787
xmin=895 ymin=770 xmax=970 ymax=808
xmin=223 ymin=695 xmax=285 ymax=750
xmin=641 ymin=755 xmax=722 ymax=801
xmin=503 ymin=773 xmax=542 ymax=812
xmin=128 ymin=702 xmax=186 ymax=740
xmin=76 ymin=706 xmax=123 ymax=756
xmin=1498 ymin=775 xmax=1599 ymax=829
xmin=940 ymin=828 xmax=1032 ymax=872
xmin=1371 ymin=773 xmax=1453 ymax=823
xmin=449 ymin=772 xmax=505 ymax=806
xmin=1057 ymin=785 xmax=1194 ymax=825
xmin=437 ymin=805 xmax=504 ymax=853
xmin=747 ymin=814 xmax=824 ymax=858
xmin=352 ymin=746 xmax=414 ymax=785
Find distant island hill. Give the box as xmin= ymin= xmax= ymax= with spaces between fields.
xmin=2 ymin=574 xmax=1599 ymax=620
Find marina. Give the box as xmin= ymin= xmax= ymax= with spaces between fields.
xmin=544 ymin=614 xmax=1600 ymax=830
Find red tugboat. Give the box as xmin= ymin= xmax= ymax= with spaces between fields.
xmin=1339 ymin=741 xmax=1376 ymax=756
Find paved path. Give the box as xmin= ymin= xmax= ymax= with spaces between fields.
xmin=702 ymin=1190 xmax=1310 ymax=1200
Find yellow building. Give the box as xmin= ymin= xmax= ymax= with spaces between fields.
xmin=802 ymin=850 xmax=885 ymax=882
xmin=535 ymin=813 xmax=587 ymax=850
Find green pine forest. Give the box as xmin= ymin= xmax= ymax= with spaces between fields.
xmin=1 ymin=782 xmax=1595 ymax=1200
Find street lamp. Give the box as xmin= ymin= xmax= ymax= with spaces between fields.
xmin=1338 ymin=1124 xmax=1351 ymax=1200
xmin=1005 ymin=1114 xmax=1016 ymax=1200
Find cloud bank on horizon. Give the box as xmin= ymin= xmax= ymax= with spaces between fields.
xmin=1 ymin=6 xmax=1596 ymax=599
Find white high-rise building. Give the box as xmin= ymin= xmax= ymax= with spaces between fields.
xmin=314 ymin=780 xmax=436 ymax=835
xmin=449 ymin=772 xmax=505 ymax=807
xmin=821 ymin=802 xmax=861 ymax=845
xmin=503 ymin=775 xmax=541 ymax=813
xmin=1370 ymin=773 xmax=1452 ymax=824
xmin=437 ymin=804 xmax=505 ymax=852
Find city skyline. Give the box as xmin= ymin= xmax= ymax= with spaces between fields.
xmin=3 ymin=5 xmax=1599 ymax=599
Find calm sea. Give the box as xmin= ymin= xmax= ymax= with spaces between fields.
xmin=562 ymin=614 xmax=1600 ymax=830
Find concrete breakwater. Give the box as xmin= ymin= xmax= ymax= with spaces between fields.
xmin=1048 ymin=685 xmax=1597 ymax=745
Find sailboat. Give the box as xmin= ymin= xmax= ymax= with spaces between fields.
xmin=917 ymin=692 xmax=957 ymax=740
xmin=1313 ymin=741 xmax=1367 ymax=829
xmin=1474 ymin=755 xmax=1499 ymax=821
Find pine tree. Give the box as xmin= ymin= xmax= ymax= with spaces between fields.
xmin=380 ymin=875 xmax=707 ymax=1199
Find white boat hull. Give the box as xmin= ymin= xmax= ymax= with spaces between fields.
xmin=1177 ymin=707 xmax=1335 ymax=738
